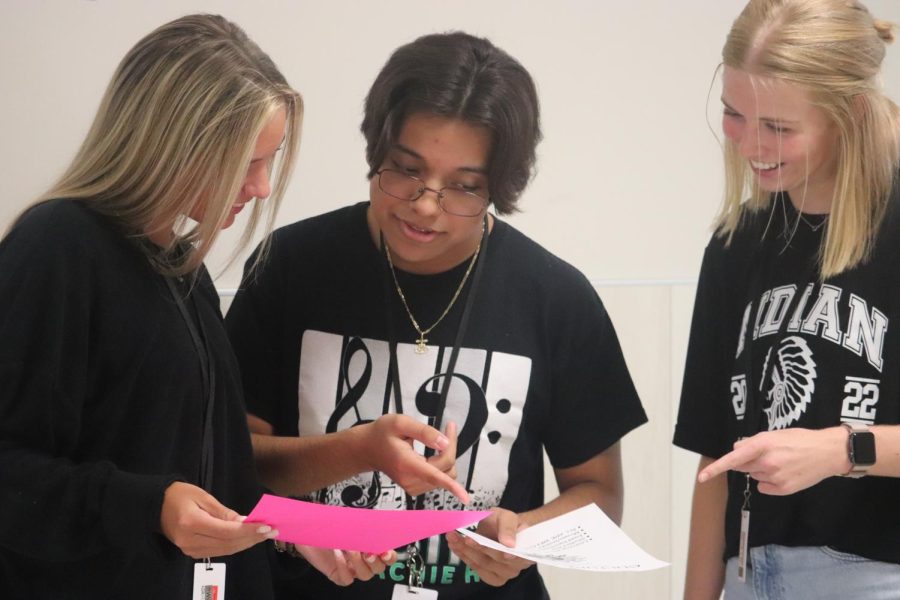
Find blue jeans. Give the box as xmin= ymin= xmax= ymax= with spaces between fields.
xmin=725 ymin=545 xmax=900 ymax=599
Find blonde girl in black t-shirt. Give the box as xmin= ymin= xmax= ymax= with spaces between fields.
xmin=675 ymin=1 xmax=900 ymax=598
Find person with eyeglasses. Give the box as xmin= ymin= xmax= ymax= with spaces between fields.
xmin=225 ymin=31 xmax=647 ymax=599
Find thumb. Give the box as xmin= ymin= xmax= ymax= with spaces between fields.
xmin=194 ymin=489 xmax=241 ymax=522
xmin=496 ymin=511 xmax=520 ymax=548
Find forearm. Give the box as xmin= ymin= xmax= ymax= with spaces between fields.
xmin=781 ymin=423 xmax=900 ymax=479
xmin=251 ymin=426 xmax=371 ymax=497
xmin=520 ymin=478 xmax=621 ymax=528
xmin=520 ymin=447 xmax=623 ymax=527
xmin=0 ymin=444 xmax=172 ymax=561
xmin=684 ymin=456 xmax=727 ymax=600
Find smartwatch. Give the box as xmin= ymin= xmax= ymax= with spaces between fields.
xmin=841 ymin=422 xmax=876 ymax=478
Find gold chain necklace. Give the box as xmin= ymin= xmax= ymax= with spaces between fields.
xmin=384 ymin=230 xmax=483 ymax=355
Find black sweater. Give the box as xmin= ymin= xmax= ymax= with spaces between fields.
xmin=0 ymin=200 xmax=273 ymax=598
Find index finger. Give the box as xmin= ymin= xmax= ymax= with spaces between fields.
xmin=194 ymin=511 xmax=278 ymax=542
xmin=420 ymin=459 xmax=470 ymax=505
xmin=698 ymin=444 xmax=761 ymax=483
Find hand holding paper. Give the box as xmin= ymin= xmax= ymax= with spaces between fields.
xmin=446 ymin=508 xmax=535 ymax=587
xmin=455 ymin=503 xmax=667 ymax=572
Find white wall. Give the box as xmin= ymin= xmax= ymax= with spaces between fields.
xmin=5 ymin=1 xmax=900 ymax=598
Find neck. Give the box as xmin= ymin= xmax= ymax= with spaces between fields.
xmin=366 ymin=208 xmax=493 ymax=275
xmin=145 ymin=221 xmax=176 ymax=248
xmin=786 ymin=177 xmax=835 ymax=215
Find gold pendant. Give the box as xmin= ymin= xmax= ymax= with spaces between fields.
xmin=415 ymin=335 xmax=428 ymax=354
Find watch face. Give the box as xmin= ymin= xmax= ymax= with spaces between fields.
xmin=851 ymin=431 xmax=877 ymax=466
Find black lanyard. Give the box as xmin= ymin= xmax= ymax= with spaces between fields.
xmin=380 ymin=216 xmax=490 ymax=510
xmin=165 ymin=276 xmax=217 ymax=492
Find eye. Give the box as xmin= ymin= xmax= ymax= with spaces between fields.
xmin=723 ymin=107 xmax=742 ymax=120
xmin=455 ymin=184 xmax=482 ymax=194
xmin=766 ymin=122 xmax=791 ymax=134
xmin=389 ymin=159 xmax=420 ymax=175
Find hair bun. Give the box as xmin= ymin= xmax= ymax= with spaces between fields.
xmin=874 ymin=19 xmax=895 ymax=44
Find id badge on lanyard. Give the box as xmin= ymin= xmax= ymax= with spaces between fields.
xmin=167 ymin=278 xmax=223 ymax=597
xmin=392 ymin=545 xmax=438 ymax=599
xmin=192 ymin=561 xmax=226 ymax=600
xmin=735 ymin=244 xmax=818 ymax=583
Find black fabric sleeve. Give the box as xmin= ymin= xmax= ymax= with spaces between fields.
xmin=0 ymin=206 xmax=173 ymax=561
xmin=543 ymin=271 xmax=647 ymax=469
xmin=673 ymin=240 xmax=737 ymax=459
xmin=225 ymin=237 xmax=289 ymax=430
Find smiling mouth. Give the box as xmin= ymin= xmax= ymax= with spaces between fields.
xmin=750 ymin=160 xmax=782 ymax=171
xmin=399 ymin=217 xmax=438 ymax=237
xmin=406 ymin=222 xmax=434 ymax=234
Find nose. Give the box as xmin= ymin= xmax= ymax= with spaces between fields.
xmin=411 ymin=185 xmax=442 ymax=216
xmin=243 ymin=164 xmax=272 ymax=201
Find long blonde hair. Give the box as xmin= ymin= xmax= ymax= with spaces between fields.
xmin=29 ymin=14 xmax=302 ymax=276
xmin=717 ymin=0 xmax=900 ymax=278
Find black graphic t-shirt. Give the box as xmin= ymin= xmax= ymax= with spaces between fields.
xmin=674 ymin=190 xmax=900 ymax=564
xmin=226 ymin=202 xmax=647 ymax=599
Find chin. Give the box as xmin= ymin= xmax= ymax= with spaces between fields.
xmin=220 ymin=215 xmax=237 ymax=230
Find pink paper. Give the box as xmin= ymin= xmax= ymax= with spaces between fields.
xmin=246 ymin=494 xmax=491 ymax=554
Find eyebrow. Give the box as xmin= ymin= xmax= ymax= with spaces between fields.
xmin=393 ymin=143 xmax=488 ymax=175
xmin=721 ymin=98 xmax=799 ymax=125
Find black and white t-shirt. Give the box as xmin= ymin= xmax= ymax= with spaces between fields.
xmin=226 ymin=202 xmax=647 ymax=599
xmin=674 ymin=190 xmax=900 ymax=565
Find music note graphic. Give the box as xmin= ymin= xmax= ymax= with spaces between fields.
xmin=415 ymin=372 xmax=488 ymax=492
xmin=327 ymin=337 xmax=383 ymax=508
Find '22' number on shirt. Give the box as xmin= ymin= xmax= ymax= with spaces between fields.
xmin=841 ymin=377 xmax=879 ymax=423
xmin=730 ymin=375 xmax=747 ymax=420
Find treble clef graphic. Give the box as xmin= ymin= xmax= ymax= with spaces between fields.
xmin=326 ymin=337 xmax=382 ymax=508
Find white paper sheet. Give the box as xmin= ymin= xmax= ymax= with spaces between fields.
xmin=456 ymin=503 xmax=668 ymax=572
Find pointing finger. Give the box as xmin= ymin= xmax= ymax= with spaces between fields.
xmin=698 ymin=444 xmax=761 ymax=482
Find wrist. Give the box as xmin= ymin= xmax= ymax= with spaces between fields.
xmin=345 ymin=423 xmax=376 ymax=472
xmin=827 ymin=426 xmax=854 ymax=476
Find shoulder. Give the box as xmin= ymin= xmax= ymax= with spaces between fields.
xmin=873 ymin=179 xmax=900 ymax=260
xmin=700 ymin=208 xmax=767 ymax=277
xmin=3 ymin=200 xmax=126 ymax=264
xmin=241 ymin=202 xmax=370 ymax=292
xmin=270 ymin=203 xmax=367 ymax=254
xmin=491 ymin=219 xmax=594 ymax=294
xmin=12 ymin=199 xmax=110 ymax=236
